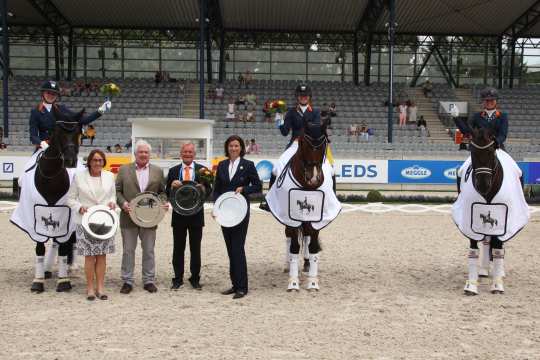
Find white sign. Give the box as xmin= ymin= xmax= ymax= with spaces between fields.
xmin=0 ymin=155 xmax=32 ymax=181
xmin=334 ymin=159 xmax=388 ymax=183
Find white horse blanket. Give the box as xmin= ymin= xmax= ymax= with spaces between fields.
xmin=452 ymin=150 xmax=529 ymax=241
xmin=266 ymin=141 xmax=341 ymax=230
xmin=10 ymin=150 xmax=80 ymax=243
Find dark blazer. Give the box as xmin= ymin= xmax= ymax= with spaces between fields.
xmin=29 ymin=103 xmax=102 ymax=145
xmin=165 ymin=161 xmax=211 ymax=227
xmin=212 ymin=157 xmax=262 ymax=207
xmin=279 ymin=105 xmax=321 ymax=147
xmin=470 ymin=110 xmax=508 ymax=147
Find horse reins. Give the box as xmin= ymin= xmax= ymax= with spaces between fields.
xmin=470 ymin=139 xmax=499 ymax=187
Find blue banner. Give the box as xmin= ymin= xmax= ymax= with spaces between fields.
xmin=528 ymin=162 xmax=540 ymax=184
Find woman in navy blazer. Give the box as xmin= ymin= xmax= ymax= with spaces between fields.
xmin=213 ymin=135 xmax=262 ymax=299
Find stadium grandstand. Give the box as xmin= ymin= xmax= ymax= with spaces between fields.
xmin=2 ymin=0 xmax=540 ymax=162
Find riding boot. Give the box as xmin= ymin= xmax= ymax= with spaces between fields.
xmin=259 ymin=174 xmax=276 ymax=212
xmin=56 ymin=256 xmax=72 ymax=292
xmin=287 ymin=254 xmax=300 ymax=291
xmin=306 ymin=253 xmax=320 ymax=290
xmin=464 ymin=249 xmax=479 ymax=295
xmin=491 ymin=249 xmax=505 ymax=294
xmin=302 ymin=235 xmax=310 ymax=273
xmin=44 ymin=242 xmax=58 ymax=279
xmin=31 ymin=256 xmax=45 ymax=293
xmin=479 ymin=238 xmax=491 ymax=277
xmin=283 ymin=237 xmax=291 ymax=273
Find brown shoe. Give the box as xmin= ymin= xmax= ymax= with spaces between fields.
xmin=120 ymin=283 xmax=132 ymax=294
xmin=143 ymin=283 xmax=158 ymax=293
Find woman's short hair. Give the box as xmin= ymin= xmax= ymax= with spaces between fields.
xmin=224 ymin=135 xmax=246 ymax=158
xmin=87 ymin=149 xmax=107 ymax=168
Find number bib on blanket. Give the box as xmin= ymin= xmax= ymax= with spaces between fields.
xmin=289 ymin=189 xmax=324 ymax=222
xmin=470 ymin=203 xmax=508 ymax=237
xmin=34 ymin=204 xmax=72 ymax=238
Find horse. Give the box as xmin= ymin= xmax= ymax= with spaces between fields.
xmin=458 ymin=127 xmax=506 ymax=295
xmin=271 ymin=118 xmax=331 ymax=292
xmin=30 ymin=107 xmax=84 ymax=293
xmin=479 ymin=211 xmax=497 ymax=228
xmin=41 ymin=214 xmax=60 ymax=231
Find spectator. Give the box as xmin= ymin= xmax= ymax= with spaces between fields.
xmin=398 ymin=101 xmax=407 ymax=127
xmin=207 ymin=84 xmax=216 ymax=102
xmin=225 ymin=97 xmax=236 ymax=127
xmin=246 ymin=139 xmax=261 ymax=155
xmin=73 ymin=80 xmax=84 ymax=96
xmin=244 ymin=70 xmax=253 ymax=89
xmin=215 ymin=84 xmax=225 ymax=104
xmin=114 ymin=143 xmax=123 ymax=153
xmin=329 ymin=102 xmax=337 ymax=117
xmin=238 ymin=73 xmax=245 ymax=89
xmin=359 ymin=122 xmax=369 ymax=141
xmin=106 ymin=145 xmax=112 ymax=153
xmin=125 ymin=139 xmax=132 ymax=151
xmin=83 ymin=125 xmax=96 ymax=146
xmin=236 ymin=94 xmax=247 ymax=110
xmin=422 ymin=79 xmax=433 ymax=97
xmin=417 ymin=115 xmax=428 ymax=136
xmin=263 ymin=99 xmax=272 ymax=122
xmin=348 ymin=124 xmax=358 ymax=137
xmin=407 ymin=101 xmax=417 ymax=124
xmin=60 ymin=82 xmax=72 ymax=97
xmin=246 ymin=92 xmax=257 ymax=108
xmin=246 ymin=108 xmax=255 ymax=122
xmin=155 ymin=71 xmax=163 ymax=87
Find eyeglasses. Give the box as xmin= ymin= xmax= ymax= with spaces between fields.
xmin=90 ymin=158 xmax=104 ymax=163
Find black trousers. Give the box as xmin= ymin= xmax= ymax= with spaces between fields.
xmin=172 ymin=225 xmax=203 ymax=281
xmin=221 ymin=214 xmax=249 ymax=293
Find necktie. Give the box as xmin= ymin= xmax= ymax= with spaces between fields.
xmin=184 ymin=166 xmax=190 ymax=181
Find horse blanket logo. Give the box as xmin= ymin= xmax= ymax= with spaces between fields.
xmin=266 ymin=141 xmax=341 ymax=230
xmin=470 ymin=203 xmax=508 ymax=236
xmin=10 ymin=150 xmax=78 ymax=243
xmin=452 ymin=150 xmax=529 ymax=241
xmin=289 ymin=189 xmax=324 ymax=223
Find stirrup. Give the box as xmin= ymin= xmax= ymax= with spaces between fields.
xmin=464 ymin=280 xmax=478 ymax=295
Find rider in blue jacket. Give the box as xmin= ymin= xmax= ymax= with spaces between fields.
xmin=29 ymin=80 xmax=111 ymax=151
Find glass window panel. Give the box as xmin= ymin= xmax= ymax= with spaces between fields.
xmin=235 ymin=50 xmax=269 ymax=62
xmin=271 ymin=62 xmax=305 ymax=74
xmin=271 ymin=50 xmax=305 ymax=62
xmin=124 ymin=48 xmax=159 ymax=59
xmin=124 ymin=59 xmax=159 ymax=72
xmin=161 ymin=48 xmax=197 ymax=60
xmin=162 ymin=60 xmax=197 ymax=72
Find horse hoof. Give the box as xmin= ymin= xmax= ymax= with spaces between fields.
xmin=31 ymin=281 xmax=44 ymax=293
xmin=44 ymin=271 xmax=53 ymax=279
xmin=306 ymin=277 xmax=320 ymax=291
xmin=56 ymin=279 xmax=72 ymax=292
xmin=463 ymin=281 xmax=478 ymax=296
xmin=490 ymin=279 xmax=504 ymax=294
xmin=287 ymin=278 xmax=300 ymax=292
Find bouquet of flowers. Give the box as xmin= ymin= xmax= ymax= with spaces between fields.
xmin=100 ymin=83 xmax=121 ymax=99
xmin=198 ymin=167 xmax=215 ymax=185
xmin=268 ymin=99 xmax=287 ymax=114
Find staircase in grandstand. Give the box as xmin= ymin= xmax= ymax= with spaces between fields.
xmin=410 ymin=87 xmax=451 ymax=143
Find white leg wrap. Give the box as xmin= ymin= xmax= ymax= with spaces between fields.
xmin=479 ymin=238 xmax=491 ymax=277
xmin=464 ymin=249 xmax=479 ymax=295
xmin=308 ymin=253 xmax=319 ymax=278
xmin=285 ymin=237 xmax=291 ymax=265
xmin=303 ymin=236 xmax=310 ymax=260
xmin=35 ymin=256 xmax=45 ymax=279
xmin=44 ymin=242 xmax=58 ymax=272
xmin=492 ymin=249 xmax=505 ymax=279
xmin=289 ymin=254 xmax=299 ymax=278
xmin=58 ymin=256 xmax=68 ymax=278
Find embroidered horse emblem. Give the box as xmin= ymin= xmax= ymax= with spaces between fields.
xmin=480 ymin=211 xmax=498 ymax=228
xmin=297 ymin=196 xmax=315 ymax=213
xmin=138 ymin=198 xmax=156 ymax=208
xmin=41 ymin=213 xmax=60 ymax=231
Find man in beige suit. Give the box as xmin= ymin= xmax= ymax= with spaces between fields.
xmin=116 ymin=140 xmax=167 ymax=294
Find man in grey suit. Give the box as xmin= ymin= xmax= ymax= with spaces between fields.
xmin=116 ymin=140 xmax=168 ymax=294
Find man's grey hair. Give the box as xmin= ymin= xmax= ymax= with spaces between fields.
xmin=181 ymin=142 xmax=196 ymax=152
xmin=135 ymin=139 xmax=152 ymax=153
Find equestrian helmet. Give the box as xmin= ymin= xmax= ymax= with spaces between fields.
xmin=480 ymin=87 xmax=498 ymax=101
xmin=295 ymin=84 xmax=312 ymax=98
xmin=40 ymin=80 xmax=60 ymax=94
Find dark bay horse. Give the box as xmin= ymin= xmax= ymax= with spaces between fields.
xmin=31 ymin=107 xmax=84 ymax=293
xmin=282 ymin=119 xmax=328 ymax=291
xmin=460 ymin=127 xmax=505 ymax=295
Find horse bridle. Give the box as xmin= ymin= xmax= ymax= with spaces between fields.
xmin=470 ymin=139 xmax=499 ymax=187
xmin=37 ymin=120 xmax=79 ymax=179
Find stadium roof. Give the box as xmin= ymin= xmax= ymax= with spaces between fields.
xmin=7 ymin=0 xmax=540 ymax=38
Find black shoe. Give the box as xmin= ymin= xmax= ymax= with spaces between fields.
xmin=189 ymin=278 xmax=202 ymax=290
xmin=144 ymin=283 xmax=158 ymax=293
xmin=171 ymin=279 xmax=183 ymax=290
xmin=120 ymin=283 xmax=133 ymax=294
xmin=259 ymin=200 xmax=270 ymax=212
xmin=56 ymin=278 xmax=72 ymax=292
xmin=233 ymin=291 xmax=246 ymax=299
xmin=221 ymin=287 xmax=235 ymax=295
xmin=31 ymin=280 xmax=45 ymax=293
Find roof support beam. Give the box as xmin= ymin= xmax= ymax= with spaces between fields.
xmin=433 ymin=45 xmax=457 ymax=88
xmin=410 ymin=47 xmax=434 ymax=87
xmin=502 ymin=0 xmax=540 ymax=38
xmin=26 ymin=0 xmax=71 ymax=34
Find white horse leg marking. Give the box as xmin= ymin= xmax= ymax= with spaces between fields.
xmin=287 ymin=253 xmax=300 ymax=291
xmin=464 ymin=249 xmax=479 ymax=295
xmin=307 ymin=253 xmax=320 ymax=291
xmin=44 ymin=241 xmax=58 ymax=273
xmin=283 ymin=237 xmax=291 ymax=273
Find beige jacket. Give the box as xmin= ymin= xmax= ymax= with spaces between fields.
xmin=67 ymin=169 xmax=116 ymax=224
xmin=115 ymin=162 xmax=166 ymax=228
